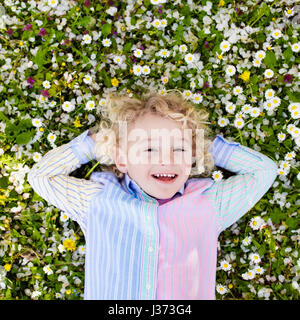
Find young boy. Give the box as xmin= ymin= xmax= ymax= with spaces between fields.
xmin=27 ymin=94 xmax=278 ymax=300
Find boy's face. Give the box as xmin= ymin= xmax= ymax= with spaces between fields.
xmin=114 ymin=113 xmax=194 ymax=200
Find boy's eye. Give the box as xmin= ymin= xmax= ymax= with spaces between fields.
xmin=173 ymin=148 xmax=185 ymax=152
xmin=144 ymin=148 xmax=186 ymax=152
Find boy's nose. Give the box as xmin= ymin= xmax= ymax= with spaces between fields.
xmin=159 ymin=150 xmax=174 ymax=165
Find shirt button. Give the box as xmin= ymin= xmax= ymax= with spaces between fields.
xmin=148 ymin=246 xmax=153 ymax=252
xmin=147 ymin=215 xmax=151 ymax=220
xmin=146 ymin=283 xmax=151 ymax=290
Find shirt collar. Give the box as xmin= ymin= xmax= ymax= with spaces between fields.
xmin=123 ymin=173 xmax=185 ymax=200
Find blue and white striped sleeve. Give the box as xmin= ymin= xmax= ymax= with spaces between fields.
xmin=27 ymin=129 xmax=104 ymax=235
xmin=208 ymin=134 xmax=278 ymax=233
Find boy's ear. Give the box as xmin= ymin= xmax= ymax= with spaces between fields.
xmin=114 ymin=145 xmax=128 ymax=174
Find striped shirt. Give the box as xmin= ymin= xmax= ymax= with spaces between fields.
xmin=27 ymin=129 xmax=278 ymax=300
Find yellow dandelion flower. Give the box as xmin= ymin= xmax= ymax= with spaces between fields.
xmin=239 ymin=70 xmax=251 ymax=82
xmin=4 ymin=264 xmax=12 ymax=271
xmin=63 ymin=238 xmax=76 ymax=252
xmin=111 ymin=78 xmax=119 ymax=87
xmin=73 ymin=116 xmax=82 ymax=128
xmin=218 ymin=0 xmax=225 ymax=6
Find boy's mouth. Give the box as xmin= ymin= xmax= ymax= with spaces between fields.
xmin=151 ymin=173 xmax=178 ymax=184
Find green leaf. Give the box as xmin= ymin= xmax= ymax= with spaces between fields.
xmin=123 ymin=41 xmax=133 ymax=53
xmin=102 ymin=23 xmax=111 ymax=37
xmin=285 ymin=217 xmax=299 ymax=230
xmin=16 ymin=131 xmax=32 ymax=145
xmin=79 ymin=16 xmax=91 ymax=28
xmin=0 ymin=176 xmax=8 ymax=188
xmin=264 ymin=51 xmax=276 ymax=68
xmin=32 ymin=228 xmax=41 ymax=241
xmin=283 ymin=47 xmax=293 ymax=61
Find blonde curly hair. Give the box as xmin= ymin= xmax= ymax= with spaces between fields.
xmin=89 ymin=89 xmax=216 ymax=180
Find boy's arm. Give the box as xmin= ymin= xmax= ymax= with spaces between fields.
xmin=27 ymin=129 xmax=103 ymax=235
xmin=208 ymin=134 xmax=278 ymax=233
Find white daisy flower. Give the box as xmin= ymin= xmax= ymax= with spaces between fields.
xmin=151 ymin=0 xmax=161 ymax=4
xmin=277 ymin=132 xmax=286 ymax=142
xmin=271 ymin=29 xmax=282 ymax=39
xmin=83 ymin=34 xmax=92 ymax=44
xmin=48 ymin=0 xmax=58 ymax=8
xmin=39 ymin=95 xmax=48 ymax=104
xmin=264 ymin=69 xmax=274 ymax=78
xmin=218 ymin=117 xmax=229 ymax=127
xmin=83 ymin=74 xmax=92 ymax=84
xmin=182 ymin=90 xmax=193 ymax=99
xmin=225 ymin=102 xmax=236 ymax=114
xmin=32 ymin=152 xmax=42 ymax=163
xmin=160 ymin=19 xmax=167 ymax=28
xmin=47 ymin=132 xmax=57 ymax=143
xmin=133 ymin=48 xmax=143 ymax=58
xmin=263 ymin=100 xmax=276 ymax=112
xmin=142 ymin=65 xmax=150 ymax=75
xmin=265 ymin=89 xmax=275 ymax=100
xmin=152 ymin=18 xmax=161 ymax=28
xmin=102 ymin=38 xmax=111 ymax=47
xmin=277 ymin=167 xmax=288 ymax=176
xmin=184 ymin=53 xmax=195 ymax=64
xmin=220 ymin=40 xmax=231 ymax=52
xmin=250 ymin=107 xmax=261 ymax=118
xmin=290 ymin=126 xmax=300 ymax=138
xmin=212 ymin=170 xmax=223 ymax=181
xmin=249 ymin=216 xmax=264 ymax=230
xmin=225 ymin=65 xmax=236 ymax=76
xmin=161 ymin=76 xmax=169 ymax=84
xmin=113 ymin=55 xmax=124 ymax=65
xmin=32 ymin=118 xmax=43 ymax=128
xmin=133 ymin=64 xmax=143 ymax=76
xmin=192 ymin=93 xmax=203 ymax=104
xmin=31 ymin=290 xmax=42 ymax=299
xmin=60 ymin=212 xmax=69 ymax=222
xmin=291 ymin=109 xmax=300 ymax=119
xmin=288 ymin=102 xmax=300 ymax=112
xmin=42 ymin=80 xmax=51 ymax=89
xmin=271 ymin=96 xmax=281 ymax=107
xmin=43 ymin=265 xmax=53 ymax=275
xmin=220 ymin=260 xmax=232 ymax=271
xmin=49 ymin=101 xmax=56 ymax=108
xmin=254 ymin=265 xmax=265 ymax=275
xmin=234 ymin=117 xmax=245 ymax=129
xmin=233 ymin=86 xmax=243 ymax=95
xmin=291 ymin=42 xmax=300 ymax=53
xmin=179 ymin=44 xmax=188 ymax=53
xmin=279 ymin=161 xmax=291 ymax=172
xmin=58 ymin=244 xmax=65 ymax=253
xmin=284 ymin=151 xmax=295 ymax=161
xmin=78 ymin=245 xmax=85 ymax=255
xmin=241 ymin=104 xmax=251 ymax=114
xmin=242 ymin=236 xmax=252 ymax=246
xmin=216 ymin=284 xmax=228 ymax=294
xmin=252 ymin=58 xmax=261 ymax=67
xmin=249 ymin=252 xmax=261 ymax=264
xmin=62 ymin=101 xmax=75 ymax=112
xmin=158 ymin=48 xmax=170 ymax=58
xmin=255 ymin=50 xmax=266 ymax=60
xmin=286 ymin=124 xmax=296 ymax=136
xmin=285 ymin=8 xmax=294 ymax=17
xmin=242 ymin=269 xmax=256 ymax=280
xmin=85 ymin=100 xmax=95 ymax=111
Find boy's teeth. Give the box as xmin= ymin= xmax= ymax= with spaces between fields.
xmin=153 ymin=173 xmax=176 ymax=178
